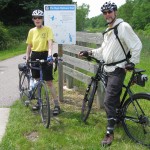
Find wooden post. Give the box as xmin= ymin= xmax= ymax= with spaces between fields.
xmin=58 ymin=44 xmax=63 ymax=102
xmin=66 ymin=52 xmax=74 ymax=89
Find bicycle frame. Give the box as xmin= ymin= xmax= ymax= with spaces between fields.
xmin=27 ymin=60 xmax=47 ymax=102
xmin=119 ymin=68 xmax=147 ymax=110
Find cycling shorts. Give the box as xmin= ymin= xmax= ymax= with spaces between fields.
xmin=31 ymin=51 xmax=53 ymax=81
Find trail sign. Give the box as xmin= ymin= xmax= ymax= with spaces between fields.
xmin=44 ymin=4 xmax=76 ymax=44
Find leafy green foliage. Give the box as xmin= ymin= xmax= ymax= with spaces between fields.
xmin=76 ymin=3 xmax=89 ymax=31
xmin=131 ymin=0 xmax=150 ymax=29
xmin=8 ymin=24 xmax=31 ymax=41
xmin=0 ymin=24 xmax=31 ymax=51
xmin=85 ymin=15 xmax=105 ymax=30
xmin=0 ymin=0 xmax=73 ymax=25
xmin=118 ymin=0 xmax=134 ymax=24
xmin=0 ymin=21 xmax=11 ymax=50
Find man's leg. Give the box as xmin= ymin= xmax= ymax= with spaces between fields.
xmin=101 ymin=68 xmax=126 ymax=146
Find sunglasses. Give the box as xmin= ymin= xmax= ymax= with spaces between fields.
xmin=103 ymin=10 xmax=113 ymax=15
xmin=33 ymin=17 xmax=43 ymax=20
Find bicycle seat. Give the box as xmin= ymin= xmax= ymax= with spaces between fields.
xmin=134 ymin=68 xmax=145 ymax=73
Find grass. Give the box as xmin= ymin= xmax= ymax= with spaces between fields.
xmin=0 ymin=87 xmax=149 ymax=150
xmin=0 ymin=41 xmax=26 ymax=61
xmin=0 ymin=35 xmax=149 ymax=149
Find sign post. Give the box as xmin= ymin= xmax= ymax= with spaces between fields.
xmin=44 ymin=4 xmax=76 ymax=101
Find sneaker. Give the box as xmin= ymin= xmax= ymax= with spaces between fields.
xmin=32 ymin=104 xmax=40 ymax=111
xmin=53 ymin=106 xmax=60 ymax=116
xmin=101 ymin=133 xmax=114 ymax=146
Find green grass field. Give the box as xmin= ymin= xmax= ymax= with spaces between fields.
xmin=0 ymin=88 xmax=149 ymax=150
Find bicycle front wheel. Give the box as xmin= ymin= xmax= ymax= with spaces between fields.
xmin=39 ymin=82 xmax=50 ymax=128
xmin=122 ymin=93 xmax=150 ymax=147
xmin=19 ymin=71 xmax=30 ymax=104
xmin=81 ymin=80 xmax=98 ymax=122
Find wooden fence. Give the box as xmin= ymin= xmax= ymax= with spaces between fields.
xmin=58 ymin=32 xmax=105 ymax=108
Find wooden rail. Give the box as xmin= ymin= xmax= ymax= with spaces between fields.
xmin=58 ymin=31 xmax=105 ymax=108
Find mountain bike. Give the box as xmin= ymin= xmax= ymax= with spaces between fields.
xmin=18 ymin=53 xmax=58 ymax=128
xmin=81 ymin=56 xmax=150 ymax=147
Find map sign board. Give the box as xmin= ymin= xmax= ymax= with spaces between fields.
xmin=44 ymin=4 xmax=76 ymax=44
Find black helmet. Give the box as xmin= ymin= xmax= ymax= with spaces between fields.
xmin=101 ymin=1 xmax=117 ymax=12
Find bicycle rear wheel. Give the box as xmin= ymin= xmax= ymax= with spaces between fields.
xmin=38 ymin=82 xmax=50 ymax=128
xmin=122 ymin=93 xmax=150 ymax=147
xmin=81 ymin=80 xmax=98 ymax=122
xmin=19 ymin=71 xmax=30 ymax=104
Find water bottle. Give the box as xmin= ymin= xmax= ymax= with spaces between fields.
xmin=29 ymin=77 xmax=35 ymax=91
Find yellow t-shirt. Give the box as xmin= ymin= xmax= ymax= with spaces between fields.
xmin=26 ymin=26 xmax=54 ymax=52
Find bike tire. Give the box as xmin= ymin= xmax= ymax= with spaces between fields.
xmin=19 ymin=71 xmax=30 ymax=104
xmin=122 ymin=93 xmax=150 ymax=147
xmin=39 ymin=82 xmax=50 ymax=128
xmin=81 ymin=80 xmax=98 ymax=122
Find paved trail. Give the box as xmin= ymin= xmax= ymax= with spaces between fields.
xmin=0 ymin=54 xmax=25 ymax=107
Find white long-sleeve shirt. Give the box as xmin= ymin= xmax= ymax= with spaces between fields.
xmin=92 ymin=18 xmax=142 ymax=72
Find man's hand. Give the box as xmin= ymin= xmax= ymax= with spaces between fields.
xmin=125 ymin=62 xmax=135 ymax=71
xmin=47 ymin=55 xmax=53 ymax=63
xmin=79 ymin=51 xmax=89 ymax=57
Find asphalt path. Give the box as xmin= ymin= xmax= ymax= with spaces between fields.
xmin=0 ymin=54 xmax=25 ymax=107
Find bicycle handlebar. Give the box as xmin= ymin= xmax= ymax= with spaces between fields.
xmin=23 ymin=53 xmax=61 ymax=72
xmin=84 ymin=56 xmax=105 ymax=65
xmin=28 ymin=59 xmax=48 ymax=64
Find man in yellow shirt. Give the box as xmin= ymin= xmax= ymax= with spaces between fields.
xmin=26 ymin=9 xmax=60 ymax=115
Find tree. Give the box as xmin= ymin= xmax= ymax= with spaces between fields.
xmin=118 ymin=0 xmax=150 ymax=30
xmin=0 ymin=0 xmax=73 ymax=25
xmin=131 ymin=0 xmax=150 ymax=29
xmin=118 ymin=0 xmax=134 ymax=24
xmin=76 ymin=3 xmax=89 ymax=31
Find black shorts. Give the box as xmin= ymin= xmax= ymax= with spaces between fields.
xmin=31 ymin=51 xmax=53 ymax=81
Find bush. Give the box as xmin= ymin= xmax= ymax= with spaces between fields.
xmin=0 ymin=23 xmax=32 ymax=51
xmin=0 ymin=22 xmax=11 ymax=50
xmin=144 ymin=23 xmax=150 ymax=35
xmin=8 ymin=24 xmax=31 ymax=41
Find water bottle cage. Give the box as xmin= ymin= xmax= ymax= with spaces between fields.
xmin=133 ymin=73 xmax=148 ymax=87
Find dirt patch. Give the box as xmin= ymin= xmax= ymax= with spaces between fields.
xmin=25 ymin=131 xmax=39 ymax=142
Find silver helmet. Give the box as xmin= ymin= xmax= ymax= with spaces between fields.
xmin=101 ymin=1 xmax=117 ymax=12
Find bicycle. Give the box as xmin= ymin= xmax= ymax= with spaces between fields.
xmin=18 ymin=53 xmax=58 ymax=128
xmin=81 ymin=56 xmax=150 ymax=147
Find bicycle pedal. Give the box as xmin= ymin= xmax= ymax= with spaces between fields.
xmin=25 ymin=100 xmax=30 ymax=106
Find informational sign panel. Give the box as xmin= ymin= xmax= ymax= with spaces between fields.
xmin=44 ymin=4 xmax=76 ymax=44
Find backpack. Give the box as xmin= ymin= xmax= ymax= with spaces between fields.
xmin=103 ymin=22 xmax=131 ymax=66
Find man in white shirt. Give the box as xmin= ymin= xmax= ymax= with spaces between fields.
xmin=79 ymin=1 xmax=142 ymax=146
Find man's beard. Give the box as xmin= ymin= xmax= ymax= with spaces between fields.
xmin=106 ymin=17 xmax=114 ymax=24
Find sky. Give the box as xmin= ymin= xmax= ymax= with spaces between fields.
xmin=73 ymin=0 xmax=126 ymax=18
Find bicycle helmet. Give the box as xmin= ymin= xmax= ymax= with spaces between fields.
xmin=32 ymin=9 xmax=44 ymax=17
xmin=101 ymin=1 xmax=117 ymax=12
